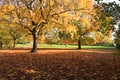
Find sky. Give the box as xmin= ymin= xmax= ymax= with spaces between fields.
xmin=102 ymin=0 xmax=120 ymax=3
xmin=93 ymin=0 xmax=120 ymax=4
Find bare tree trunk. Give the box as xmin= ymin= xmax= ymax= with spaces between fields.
xmin=31 ymin=30 xmax=38 ymax=53
xmin=78 ymin=40 xmax=81 ymax=49
xmin=0 ymin=42 xmax=3 ymax=49
xmin=13 ymin=39 xmax=16 ymax=48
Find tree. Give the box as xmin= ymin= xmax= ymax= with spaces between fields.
xmin=0 ymin=4 xmax=26 ymax=48
xmin=115 ymin=25 xmax=120 ymax=49
xmin=92 ymin=1 xmax=116 ymax=47
xmin=61 ymin=0 xmax=95 ymax=49
xmin=0 ymin=29 xmax=6 ymax=48
xmin=8 ymin=26 xmax=24 ymax=48
xmin=69 ymin=12 xmax=94 ymax=49
xmin=1 ymin=0 xmax=94 ymax=52
xmin=0 ymin=25 xmax=12 ymax=48
xmin=95 ymin=1 xmax=120 ymax=49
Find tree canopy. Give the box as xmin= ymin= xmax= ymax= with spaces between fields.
xmin=0 ymin=0 xmax=118 ymax=52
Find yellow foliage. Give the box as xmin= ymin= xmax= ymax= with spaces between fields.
xmin=0 ymin=0 xmax=95 ymax=45
xmin=66 ymin=25 xmax=76 ymax=33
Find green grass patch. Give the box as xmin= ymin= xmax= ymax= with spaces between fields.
xmin=16 ymin=43 xmax=115 ymax=49
xmin=82 ymin=45 xmax=115 ymax=49
xmin=16 ymin=44 xmax=32 ymax=48
xmin=37 ymin=44 xmax=77 ymax=48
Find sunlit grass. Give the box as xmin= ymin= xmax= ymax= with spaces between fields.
xmin=16 ymin=43 xmax=115 ymax=49
xmin=82 ymin=45 xmax=115 ymax=49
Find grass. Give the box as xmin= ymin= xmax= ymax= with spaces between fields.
xmin=82 ymin=45 xmax=115 ymax=49
xmin=16 ymin=43 xmax=115 ymax=49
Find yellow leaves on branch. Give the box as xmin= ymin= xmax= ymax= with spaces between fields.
xmin=72 ymin=0 xmax=93 ymax=10
xmin=80 ymin=17 xmax=91 ymax=28
xmin=93 ymin=31 xmax=104 ymax=43
xmin=0 ymin=4 xmax=14 ymax=13
xmin=105 ymin=16 xmax=112 ymax=23
xmin=65 ymin=25 xmax=76 ymax=33
xmin=0 ymin=0 xmax=95 ymax=36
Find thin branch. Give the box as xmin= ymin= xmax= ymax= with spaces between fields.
xmin=16 ymin=21 xmax=33 ymax=32
xmin=22 ymin=0 xmax=35 ymax=10
xmin=50 ymin=21 xmax=63 ymax=25
xmin=50 ymin=8 xmax=90 ymax=16
xmin=45 ymin=0 xmax=52 ymax=20
xmin=81 ymin=27 xmax=93 ymax=36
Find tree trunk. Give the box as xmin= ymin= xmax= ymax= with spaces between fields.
xmin=0 ymin=42 xmax=3 ymax=49
xmin=78 ymin=40 xmax=81 ymax=49
xmin=31 ymin=32 xmax=38 ymax=53
xmin=13 ymin=39 xmax=16 ymax=48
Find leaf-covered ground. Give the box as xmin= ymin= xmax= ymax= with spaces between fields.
xmin=0 ymin=49 xmax=120 ymax=80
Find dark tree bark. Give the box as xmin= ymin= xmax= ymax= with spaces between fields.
xmin=13 ymin=38 xmax=17 ymax=48
xmin=78 ymin=40 xmax=81 ymax=49
xmin=31 ymin=28 xmax=38 ymax=53
xmin=0 ymin=42 xmax=3 ymax=49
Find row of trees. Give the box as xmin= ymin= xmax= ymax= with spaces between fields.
xmin=0 ymin=0 xmax=119 ymax=53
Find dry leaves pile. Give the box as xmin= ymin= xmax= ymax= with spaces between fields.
xmin=0 ymin=49 xmax=120 ymax=80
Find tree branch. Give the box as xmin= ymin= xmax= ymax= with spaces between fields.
xmin=50 ymin=8 xmax=89 ymax=16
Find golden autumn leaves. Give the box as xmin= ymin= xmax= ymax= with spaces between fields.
xmin=0 ymin=49 xmax=120 ymax=79
xmin=0 ymin=0 xmax=113 ymax=52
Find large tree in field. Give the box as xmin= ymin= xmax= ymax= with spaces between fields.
xmin=72 ymin=15 xmax=94 ymax=49
xmin=1 ymin=0 xmax=94 ymax=52
xmin=58 ymin=0 xmax=94 ymax=49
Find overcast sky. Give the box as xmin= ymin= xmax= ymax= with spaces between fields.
xmin=102 ymin=0 xmax=120 ymax=3
xmin=93 ymin=0 xmax=120 ymax=3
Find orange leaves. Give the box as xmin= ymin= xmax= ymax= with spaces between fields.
xmin=0 ymin=49 xmax=120 ymax=79
xmin=80 ymin=17 xmax=91 ymax=27
xmin=0 ymin=0 xmax=97 ymax=51
xmin=1 ymin=0 xmax=95 ymax=33
xmin=65 ymin=25 xmax=76 ymax=33
xmin=0 ymin=4 xmax=14 ymax=13
xmin=21 ymin=69 xmax=39 ymax=74
xmin=86 ymin=0 xmax=94 ymax=10
xmin=72 ymin=0 xmax=93 ymax=10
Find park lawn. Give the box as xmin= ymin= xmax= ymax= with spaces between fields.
xmin=16 ymin=43 xmax=115 ymax=49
